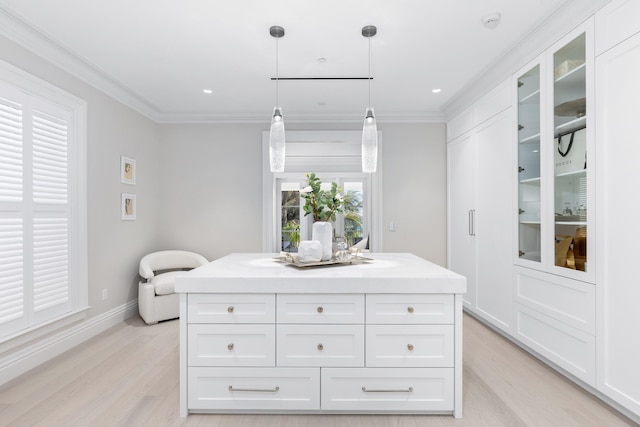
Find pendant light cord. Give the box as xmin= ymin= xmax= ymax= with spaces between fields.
xmin=276 ymin=36 xmax=279 ymax=107
xmin=368 ymin=36 xmax=371 ymax=107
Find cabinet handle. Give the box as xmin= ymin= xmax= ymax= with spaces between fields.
xmin=407 ymin=344 xmax=414 ymax=351
xmin=317 ymin=306 xmax=324 ymax=313
xmin=227 ymin=343 xmax=234 ymax=351
xmin=469 ymin=210 xmax=476 ymax=236
xmin=317 ymin=343 xmax=324 ymax=351
xmin=362 ymin=386 xmax=414 ymax=393
xmin=227 ymin=306 xmax=234 ymax=313
xmin=407 ymin=306 xmax=414 ymax=313
xmin=228 ymin=385 xmax=280 ymax=393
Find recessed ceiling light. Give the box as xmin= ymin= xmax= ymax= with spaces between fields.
xmin=432 ymin=88 xmax=442 ymax=94
xmin=317 ymin=58 xmax=327 ymax=64
xmin=203 ymin=89 xmax=213 ymax=94
xmin=317 ymin=101 xmax=326 ymax=106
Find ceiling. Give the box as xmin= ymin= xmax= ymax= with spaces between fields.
xmin=0 ymin=0 xmax=575 ymax=123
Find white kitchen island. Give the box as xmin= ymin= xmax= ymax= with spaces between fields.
xmin=175 ymin=253 xmax=466 ymax=418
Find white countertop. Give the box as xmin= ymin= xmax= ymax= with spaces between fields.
xmin=175 ymin=253 xmax=466 ymax=294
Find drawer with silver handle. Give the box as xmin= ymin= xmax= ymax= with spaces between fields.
xmin=188 ymin=367 xmax=320 ymax=410
xmin=366 ymin=324 xmax=454 ymax=368
xmin=321 ymin=367 xmax=454 ymax=411
xmin=277 ymin=294 xmax=364 ymax=324
xmin=366 ymin=294 xmax=454 ymax=324
xmin=188 ymin=324 xmax=275 ymax=366
xmin=277 ymin=324 xmax=364 ymax=367
xmin=187 ymin=293 xmax=275 ymax=323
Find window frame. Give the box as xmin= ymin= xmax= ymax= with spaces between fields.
xmin=0 ymin=59 xmax=87 ymax=343
xmin=262 ymin=130 xmax=382 ymax=253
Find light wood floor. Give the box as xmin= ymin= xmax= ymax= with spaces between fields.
xmin=0 ymin=313 xmax=635 ymax=427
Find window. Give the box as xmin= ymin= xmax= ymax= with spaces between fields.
xmin=276 ymin=176 xmax=369 ymax=253
xmin=262 ymin=130 xmax=382 ymax=253
xmin=0 ymin=62 xmax=87 ymax=341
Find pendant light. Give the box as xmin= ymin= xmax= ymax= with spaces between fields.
xmin=361 ymin=25 xmax=378 ymax=173
xmin=269 ymin=25 xmax=285 ymax=173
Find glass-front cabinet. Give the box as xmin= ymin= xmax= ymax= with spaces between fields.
xmin=517 ymin=64 xmax=542 ymax=263
xmin=553 ymin=33 xmax=588 ymax=273
xmin=515 ymin=22 xmax=593 ymax=282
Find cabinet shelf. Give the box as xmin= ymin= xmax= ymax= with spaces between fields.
xmin=555 ymin=169 xmax=586 ymax=178
xmin=519 ymin=89 xmax=541 ymax=105
xmin=520 ymin=133 xmax=540 ymax=144
xmin=555 ymin=221 xmax=587 ymax=226
xmin=555 ymin=115 xmax=587 ymax=134
xmin=520 ymin=177 xmax=541 ymax=184
xmin=554 ymin=62 xmax=586 ymax=85
xmin=520 ymin=220 xmax=541 ymax=225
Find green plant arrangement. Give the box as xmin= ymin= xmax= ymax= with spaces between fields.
xmin=300 ymin=173 xmax=344 ymax=222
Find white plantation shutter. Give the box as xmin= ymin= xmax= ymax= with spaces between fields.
xmin=0 ymin=218 xmax=24 ymax=326
xmin=0 ymin=93 xmax=22 ymax=203
xmin=0 ymin=71 xmax=85 ymax=339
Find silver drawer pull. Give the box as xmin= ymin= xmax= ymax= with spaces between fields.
xmin=317 ymin=306 xmax=324 ymax=313
xmin=227 ymin=343 xmax=234 ymax=351
xmin=362 ymin=386 xmax=414 ymax=393
xmin=317 ymin=343 xmax=324 ymax=351
xmin=407 ymin=344 xmax=414 ymax=351
xmin=228 ymin=385 xmax=280 ymax=393
xmin=227 ymin=306 xmax=234 ymax=313
xmin=407 ymin=306 xmax=414 ymax=313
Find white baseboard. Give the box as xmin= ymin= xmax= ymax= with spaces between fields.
xmin=0 ymin=300 xmax=138 ymax=386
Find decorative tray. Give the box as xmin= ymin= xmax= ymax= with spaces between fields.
xmin=274 ymin=253 xmax=372 ymax=268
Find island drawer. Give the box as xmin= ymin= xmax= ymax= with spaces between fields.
xmin=366 ymin=325 xmax=454 ymax=368
xmin=188 ymin=324 xmax=275 ymax=367
xmin=277 ymin=293 xmax=364 ymax=324
xmin=321 ymin=367 xmax=454 ymax=411
xmin=277 ymin=324 xmax=364 ymax=367
xmin=188 ymin=293 xmax=275 ymax=324
xmin=188 ymin=367 xmax=320 ymax=410
xmin=366 ymin=294 xmax=454 ymax=324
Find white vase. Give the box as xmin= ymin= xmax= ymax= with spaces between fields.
xmin=312 ymin=221 xmax=333 ymax=261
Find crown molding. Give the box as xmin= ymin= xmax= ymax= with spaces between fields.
xmin=154 ymin=110 xmax=445 ymax=124
xmin=442 ymin=0 xmax=611 ymax=121
xmin=0 ymin=5 xmax=161 ymax=121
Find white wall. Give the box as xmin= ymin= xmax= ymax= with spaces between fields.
xmin=157 ymin=123 xmax=265 ymax=261
xmin=381 ymin=123 xmax=447 ymax=265
xmin=0 ymin=35 xmax=161 ymax=322
xmin=158 ymin=122 xmax=447 ymax=265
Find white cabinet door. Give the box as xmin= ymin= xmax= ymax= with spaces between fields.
xmin=595 ymin=30 xmax=640 ymax=416
xmin=475 ymin=110 xmax=514 ymax=332
xmin=447 ymin=133 xmax=476 ymax=309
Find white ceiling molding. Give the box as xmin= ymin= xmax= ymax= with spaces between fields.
xmin=443 ymin=0 xmax=611 ymax=121
xmin=0 ymin=5 xmax=161 ymax=122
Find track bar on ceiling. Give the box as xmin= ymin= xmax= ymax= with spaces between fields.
xmin=269 ymin=77 xmax=373 ymax=80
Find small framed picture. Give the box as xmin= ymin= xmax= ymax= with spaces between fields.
xmin=120 ymin=156 xmax=136 ymax=185
xmin=121 ymin=193 xmax=136 ymax=220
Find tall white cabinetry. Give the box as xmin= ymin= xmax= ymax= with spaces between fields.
xmin=447 ymin=82 xmax=513 ymax=333
xmin=512 ymin=21 xmax=597 ymax=386
xmin=595 ymin=0 xmax=640 ymax=417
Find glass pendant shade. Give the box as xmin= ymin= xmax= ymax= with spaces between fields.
xmin=269 ymin=106 xmax=285 ymax=172
xmin=362 ymin=107 xmax=377 ymax=173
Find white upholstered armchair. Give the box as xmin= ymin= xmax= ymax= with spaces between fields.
xmin=138 ymin=250 xmax=208 ymax=325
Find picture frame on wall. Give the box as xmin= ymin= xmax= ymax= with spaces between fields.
xmin=121 ymin=193 xmax=136 ymax=220
xmin=121 ymin=156 xmax=136 ymax=185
